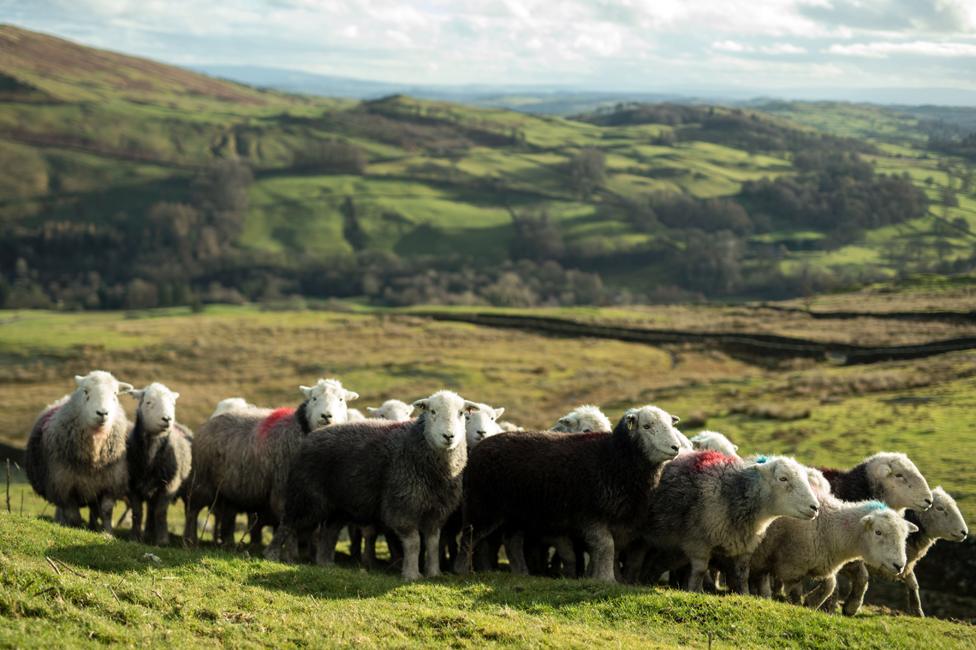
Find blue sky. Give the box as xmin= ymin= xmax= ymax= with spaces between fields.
xmin=3 ymin=0 xmax=976 ymax=93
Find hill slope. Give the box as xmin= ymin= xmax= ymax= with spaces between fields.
xmin=1 ymin=25 xmax=975 ymax=309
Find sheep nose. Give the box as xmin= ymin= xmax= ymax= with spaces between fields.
xmin=923 ymin=498 xmax=933 ymax=508
xmin=671 ymin=445 xmax=680 ymax=452
xmin=321 ymin=414 xmax=332 ymax=423
xmin=809 ymin=504 xmax=819 ymax=513
xmin=442 ymin=434 xmax=454 ymax=443
xmin=961 ymin=531 xmax=969 ymax=540
xmin=161 ymin=416 xmax=172 ymax=423
xmin=892 ymin=563 xmax=903 ymax=573
xmin=477 ymin=430 xmax=486 ymax=437
xmin=95 ymin=409 xmax=108 ymax=418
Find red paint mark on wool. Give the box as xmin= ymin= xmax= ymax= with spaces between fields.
xmin=38 ymin=405 xmax=61 ymax=432
xmin=691 ymin=450 xmax=737 ymax=472
xmin=258 ymin=407 xmax=295 ymax=440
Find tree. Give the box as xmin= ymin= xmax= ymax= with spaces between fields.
xmin=569 ymin=148 xmax=606 ymax=198
xmin=509 ymin=210 xmax=565 ymax=261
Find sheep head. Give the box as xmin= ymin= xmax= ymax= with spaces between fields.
xmin=867 ymin=452 xmax=933 ymax=512
xmin=553 ymin=405 xmax=611 ymax=433
xmin=917 ymin=486 xmax=968 ymax=542
xmin=73 ymin=370 xmax=131 ymax=434
xmin=366 ymin=399 xmax=414 ymax=422
xmin=464 ymin=402 xmax=504 ymax=448
xmin=622 ymin=405 xmax=682 ymax=463
xmin=859 ymin=506 xmax=917 ymax=577
xmin=691 ymin=430 xmax=738 ymax=457
xmin=754 ymin=456 xmax=820 ymax=520
xmin=129 ymin=382 xmax=180 ymax=435
xmin=300 ymin=378 xmax=359 ymax=427
xmin=413 ymin=390 xmax=478 ymax=452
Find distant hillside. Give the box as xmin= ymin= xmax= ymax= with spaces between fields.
xmin=0 ymin=24 xmax=974 ymax=310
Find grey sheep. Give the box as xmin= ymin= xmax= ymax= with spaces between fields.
xmin=183 ymin=377 xmax=359 ymax=545
xmin=265 ymin=390 xmax=477 ymax=581
xmin=640 ymin=452 xmax=820 ymax=592
xmin=25 ymin=370 xmax=133 ymax=531
xmin=126 ymin=383 xmax=193 ymax=545
xmin=457 ymin=405 xmax=683 ymax=582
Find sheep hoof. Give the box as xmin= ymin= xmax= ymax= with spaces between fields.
xmin=842 ymin=603 xmax=862 ymax=617
xmin=402 ymin=571 xmax=422 ymax=582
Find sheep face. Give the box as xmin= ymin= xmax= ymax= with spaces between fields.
xmin=412 ymin=390 xmax=479 ymax=451
xmin=130 ymin=382 xmax=180 ymax=434
xmin=73 ymin=370 xmax=132 ymax=434
xmin=300 ymin=379 xmax=359 ymax=427
xmin=869 ymin=453 xmax=933 ymax=511
xmin=757 ymin=457 xmax=820 ymax=520
xmin=366 ymin=399 xmax=414 ymax=422
xmin=860 ymin=508 xmax=917 ymax=576
xmin=553 ymin=405 xmax=611 ymax=433
xmin=691 ymin=431 xmax=738 ymax=456
xmin=624 ymin=406 xmax=682 ymax=463
xmin=918 ymin=487 xmax=968 ymax=542
xmin=465 ymin=403 xmax=504 ymax=448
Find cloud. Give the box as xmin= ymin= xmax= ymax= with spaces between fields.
xmin=828 ymin=40 xmax=976 ymax=57
xmin=712 ymin=40 xmax=807 ymax=54
xmin=800 ymin=0 xmax=976 ymax=34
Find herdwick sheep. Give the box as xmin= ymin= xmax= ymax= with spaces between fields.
xmin=639 ymin=453 xmax=820 ymax=593
xmin=465 ymin=402 xmax=505 ymax=447
xmin=366 ymin=400 xmax=414 ymax=421
xmin=25 ymin=370 xmax=133 ymax=531
xmin=457 ymin=405 xmax=683 ymax=583
xmin=551 ymin=405 xmax=611 ymax=433
xmin=892 ymin=486 xmax=968 ymax=617
xmin=347 ymin=408 xmax=367 ymax=422
xmin=126 ymin=383 xmax=193 ymax=545
xmin=265 ymin=390 xmax=477 ymax=581
xmin=820 ymin=452 xmax=933 ymax=615
xmin=750 ymin=494 xmax=918 ymax=611
xmin=184 ymin=378 xmax=359 ymax=545
xmin=211 ymin=397 xmax=264 ymax=418
xmin=691 ymin=431 xmax=738 ymax=457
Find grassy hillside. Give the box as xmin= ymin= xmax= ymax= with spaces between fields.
xmin=3 ymin=24 xmax=975 ymax=308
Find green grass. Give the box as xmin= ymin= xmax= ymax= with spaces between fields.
xmin=1 ymin=514 xmax=974 ymax=648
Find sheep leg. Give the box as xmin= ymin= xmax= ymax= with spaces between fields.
xmin=582 ymin=524 xmax=615 ymax=583
xmin=784 ymin=581 xmax=803 ymax=605
xmin=729 ymin=555 xmax=751 ymax=595
xmin=903 ymin=569 xmax=924 ymax=617
xmin=397 ymin=528 xmax=422 ymax=581
xmin=348 ymin=526 xmax=363 ymax=563
xmin=804 ymin=575 xmax=838 ymax=611
xmin=315 ymin=521 xmax=344 ymax=566
xmin=97 ymin=496 xmax=115 ymax=534
xmin=264 ymin=525 xmax=300 ymax=563
xmin=150 ymin=493 xmax=170 ymax=546
xmin=217 ymin=507 xmax=237 ymax=548
xmin=87 ymin=503 xmax=100 ymax=531
xmin=130 ymin=494 xmax=144 ymax=541
xmin=842 ymin=562 xmax=869 ymax=617
xmin=686 ymin=554 xmax=711 ymax=592
xmin=454 ymin=520 xmax=503 ymax=574
xmin=552 ymin=536 xmax=578 ymax=579
xmin=423 ymin=526 xmax=442 ymax=578
xmin=503 ymin=532 xmax=529 ymax=575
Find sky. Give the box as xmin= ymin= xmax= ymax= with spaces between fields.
xmin=3 ymin=0 xmax=976 ymax=94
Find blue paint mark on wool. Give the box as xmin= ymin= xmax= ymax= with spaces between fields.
xmin=865 ymin=501 xmax=888 ymax=512
xmin=754 ymin=455 xmax=768 ymax=464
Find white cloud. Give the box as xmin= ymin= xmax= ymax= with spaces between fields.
xmin=828 ymin=40 xmax=976 ymax=57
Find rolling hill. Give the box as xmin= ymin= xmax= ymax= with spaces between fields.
xmin=1 ymin=24 xmax=975 ymax=310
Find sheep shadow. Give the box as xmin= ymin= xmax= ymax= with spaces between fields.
xmin=246 ymin=561 xmax=401 ymax=600
xmin=47 ymin=536 xmax=233 ymax=575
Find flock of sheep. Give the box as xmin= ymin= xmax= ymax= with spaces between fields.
xmin=24 ymin=370 xmax=969 ymax=619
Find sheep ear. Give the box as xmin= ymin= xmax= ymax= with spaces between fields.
xmin=366 ymin=407 xmax=379 ymax=415
xmin=558 ymin=417 xmax=572 ymax=428
xmin=905 ymin=521 xmax=919 ymax=533
xmin=882 ymin=463 xmax=894 ymax=477
xmin=625 ymin=412 xmax=638 ymax=430
xmin=117 ymin=382 xmax=134 ymax=394
xmin=299 ymin=385 xmax=313 ymax=398
xmin=494 ymin=407 xmax=505 ymax=419
xmin=462 ymin=400 xmax=480 ymax=413
xmin=74 ymin=375 xmax=85 ymax=386
xmin=344 ymin=390 xmax=359 ymax=401
xmin=172 ymin=392 xmax=180 ymax=400
xmin=127 ymin=389 xmax=145 ymax=400
xmin=412 ymin=398 xmax=429 ymax=411
xmin=860 ymin=514 xmax=876 ymax=530
xmin=671 ymin=414 xmax=680 ymax=425
xmin=733 ymin=444 xmax=739 ymax=452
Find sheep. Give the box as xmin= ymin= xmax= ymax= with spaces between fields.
xmin=691 ymin=431 xmax=738 ymax=457
xmin=457 ymin=405 xmax=683 ymax=583
xmin=25 ymin=370 xmax=133 ymax=531
xmin=465 ymin=402 xmax=505 ymax=447
xmin=366 ymin=399 xmax=414 ymax=421
xmin=750 ymin=490 xmax=918 ymax=611
xmin=819 ymin=451 xmax=933 ymax=615
xmin=551 ymin=404 xmax=611 ymax=433
xmin=639 ymin=453 xmax=821 ymax=593
xmin=211 ymin=397 xmax=264 ymax=418
xmin=499 ymin=421 xmax=523 ymax=432
xmin=347 ymin=408 xmax=367 ymax=422
xmin=890 ymin=486 xmax=968 ymax=617
xmin=183 ymin=377 xmax=359 ymax=545
xmin=125 ymin=383 xmax=193 ymax=545
xmin=264 ymin=390 xmax=478 ymax=581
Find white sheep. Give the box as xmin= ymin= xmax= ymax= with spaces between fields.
xmin=551 ymin=404 xmax=611 ymax=433
xmin=465 ymin=402 xmax=505 ymax=448
xmin=211 ymin=397 xmax=264 ymax=418
xmin=366 ymin=399 xmax=415 ymax=421
xmin=691 ymin=430 xmax=738 ymax=457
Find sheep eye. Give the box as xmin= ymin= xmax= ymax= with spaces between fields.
xmin=936 ymin=506 xmax=944 ymax=512
xmin=430 ymin=410 xmax=437 ymax=415
xmin=458 ymin=410 xmax=463 ymax=416
xmin=779 ymin=477 xmax=788 ymax=482
xmin=895 ymin=473 xmax=904 ymax=478
xmin=875 ymin=530 xmax=882 ymax=536
xmin=584 ymin=429 xmax=592 ymax=433
xmin=642 ymin=424 xmax=650 ymax=430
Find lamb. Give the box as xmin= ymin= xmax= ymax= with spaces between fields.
xmin=690 ymin=431 xmax=738 ymax=457
xmin=551 ymin=404 xmax=611 ymax=433
xmin=890 ymin=486 xmax=968 ymax=617
xmin=264 ymin=390 xmax=477 ymax=581
xmin=639 ymin=453 xmax=821 ymax=593
xmin=366 ymin=399 xmax=414 ymax=421
xmin=125 ymin=383 xmax=193 ymax=545
xmin=25 ymin=370 xmax=133 ymax=531
xmin=183 ymin=377 xmax=359 ymax=545
xmin=819 ymin=451 xmax=933 ymax=615
xmin=750 ymin=494 xmax=918 ymax=611
xmin=457 ymin=405 xmax=683 ymax=582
